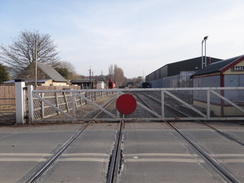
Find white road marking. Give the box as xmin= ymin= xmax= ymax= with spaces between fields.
xmin=59 ymin=158 xmax=107 ymax=162
xmin=0 ymin=153 xmax=51 ymax=156
xmin=0 ymin=158 xmax=46 ymax=162
xmin=125 ymin=153 xmax=197 ymax=157
xmin=124 ymin=153 xmax=203 ymax=163
xmin=0 ymin=153 xmax=109 ymax=162
xmin=62 ymin=153 xmax=109 ymax=157
xmin=210 ymin=154 xmax=244 ymax=157
xmin=126 ymin=158 xmax=204 ymax=163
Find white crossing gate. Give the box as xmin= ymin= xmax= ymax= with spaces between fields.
xmin=24 ymin=85 xmax=244 ymax=123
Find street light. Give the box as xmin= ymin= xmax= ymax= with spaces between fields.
xmin=201 ymin=36 xmax=208 ymax=68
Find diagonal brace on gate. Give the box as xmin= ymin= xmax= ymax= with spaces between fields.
xmin=33 ymin=93 xmax=75 ymax=120
xmin=136 ymin=101 xmax=161 ymax=118
xmin=211 ymin=90 xmax=244 ymax=114
xmin=76 ymin=93 xmax=116 ymax=118
xmin=165 ymin=91 xmax=207 ymax=118
xmin=120 ymin=91 xmax=161 ymax=118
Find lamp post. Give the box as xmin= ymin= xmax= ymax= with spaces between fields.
xmin=201 ymin=36 xmax=208 ymax=68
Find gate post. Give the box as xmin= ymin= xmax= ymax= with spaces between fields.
xmin=28 ymin=85 xmax=34 ymax=123
xmin=15 ymin=79 xmax=26 ymax=124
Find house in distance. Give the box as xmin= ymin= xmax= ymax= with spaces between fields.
xmin=16 ymin=62 xmax=69 ymax=86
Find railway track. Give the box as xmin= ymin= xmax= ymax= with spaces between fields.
xmin=19 ymin=102 xmax=124 ymax=183
xmin=132 ymin=91 xmax=191 ymax=118
xmin=85 ymin=97 xmax=117 ymax=121
xmin=14 ymin=120 xmax=242 ymax=183
xmin=200 ymin=122 xmax=244 ymax=146
xmin=20 ymin=122 xmax=124 ymax=183
xmin=135 ymin=91 xmax=244 ymax=145
xmin=166 ymin=122 xmax=241 ymax=183
xmin=136 ymin=90 xmax=243 ymax=145
xmin=133 ymin=91 xmax=243 ymax=183
xmin=24 ymin=122 xmax=91 ymax=183
xmin=12 ymin=91 xmax=243 ymax=183
xmin=106 ymin=120 xmax=124 ymax=183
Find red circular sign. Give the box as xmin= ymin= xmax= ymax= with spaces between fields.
xmin=116 ymin=94 xmax=137 ymax=115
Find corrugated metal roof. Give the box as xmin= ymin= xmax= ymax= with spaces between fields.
xmin=37 ymin=63 xmax=67 ymax=82
xmin=146 ymin=56 xmax=222 ymax=81
xmin=191 ymin=55 xmax=244 ymax=78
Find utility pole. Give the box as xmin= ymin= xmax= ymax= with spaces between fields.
xmin=88 ymin=67 xmax=91 ymax=81
xmin=34 ymin=40 xmax=38 ymax=89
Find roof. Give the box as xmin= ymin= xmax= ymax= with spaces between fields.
xmin=146 ymin=56 xmax=222 ymax=80
xmin=191 ymin=55 xmax=244 ymax=78
xmin=17 ymin=62 xmax=68 ymax=83
xmin=37 ymin=63 xmax=67 ymax=82
xmin=168 ymin=56 xmax=220 ymax=66
xmin=3 ymin=79 xmax=51 ymax=83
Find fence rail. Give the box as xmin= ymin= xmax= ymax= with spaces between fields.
xmin=28 ymin=87 xmax=244 ymax=122
xmin=29 ymin=88 xmax=115 ymax=122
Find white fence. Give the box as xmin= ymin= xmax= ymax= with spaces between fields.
xmin=28 ymin=87 xmax=114 ymax=122
xmin=24 ymin=86 xmax=244 ymax=123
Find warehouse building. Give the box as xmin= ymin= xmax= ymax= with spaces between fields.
xmin=145 ymin=55 xmax=244 ymax=117
xmin=145 ymin=56 xmax=221 ymax=88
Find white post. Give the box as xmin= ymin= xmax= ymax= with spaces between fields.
xmin=161 ymin=90 xmax=165 ymax=119
xmin=72 ymin=91 xmax=76 ymax=117
xmin=28 ymin=85 xmax=34 ymax=123
xmin=15 ymin=79 xmax=26 ymax=124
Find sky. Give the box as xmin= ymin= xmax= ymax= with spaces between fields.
xmin=0 ymin=0 xmax=244 ymax=78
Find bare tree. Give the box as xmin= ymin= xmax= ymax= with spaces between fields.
xmin=0 ymin=30 xmax=60 ymax=77
xmin=56 ymin=61 xmax=75 ymax=74
xmin=108 ymin=64 xmax=114 ymax=79
xmin=55 ymin=61 xmax=80 ymax=80
xmin=108 ymin=64 xmax=126 ymax=87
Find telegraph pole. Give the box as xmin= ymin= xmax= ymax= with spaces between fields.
xmin=89 ymin=67 xmax=91 ymax=81
xmin=34 ymin=40 xmax=38 ymax=89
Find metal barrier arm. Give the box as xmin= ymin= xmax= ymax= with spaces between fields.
xmin=33 ymin=93 xmax=75 ymax=120
xmin=121 ymin=91 xmax=161 ymax=118
xmin=77 ymin=93 xmax=116 ymax=118
xmin=211 ymin=90 xmax=244 ymax=114
xmin=165 ymin=91 xmax=207 ymax=118
xmin=136 ymin=101 xmax=161 ymax=118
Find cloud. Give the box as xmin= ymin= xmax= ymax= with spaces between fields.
xmin=1 ymin=0 xmax=244 ymax=78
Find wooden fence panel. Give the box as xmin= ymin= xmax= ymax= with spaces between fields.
xmin=0 ymin=85 xmax=16 ymax=123
xmin=0 ymin=85 xmax=15 ymax=105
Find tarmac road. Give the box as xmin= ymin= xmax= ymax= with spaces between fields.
xmin=0 ymin=122 xmax=243 ymax=183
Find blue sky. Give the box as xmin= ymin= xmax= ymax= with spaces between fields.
xmin=0 ymin=0 xmax=244 ymax=78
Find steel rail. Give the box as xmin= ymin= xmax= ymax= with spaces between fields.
xmin=91 ymin=97 xmax=117 ymax=120
xmin=23 ymin=122 xmax=91 ymax=183
xmin=166 ymin=121 xmax=241 ymax=183
xmin=106 ymin=120 xmax=124 ymax=183
xmin=142 ymin=91 xmax=194 ymax=117
xmin=131 ymin=92 xmax=162 ymax=118
xmin=136 ymin=91 xmax=191 ymax=118
xmin=200 ymin=122 xmax=244 ymax=146
xmin=133 ymin=92 xmax=156 ymax=112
